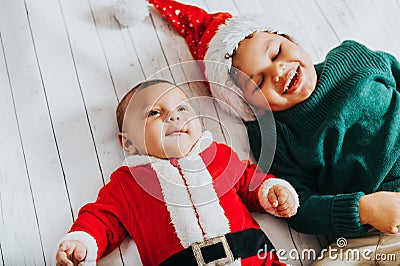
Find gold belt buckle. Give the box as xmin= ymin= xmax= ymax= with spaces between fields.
xmin=191 ymin=235 xmax=234 ymax=266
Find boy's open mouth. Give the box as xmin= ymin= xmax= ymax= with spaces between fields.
xmin=282 ymin=66 xmax=301 ymax=95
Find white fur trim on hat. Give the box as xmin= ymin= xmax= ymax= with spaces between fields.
xmin=258 ymin=178 xmax=299 ymax=217
xmin=204 ymin=15 xmax=303 ymax=121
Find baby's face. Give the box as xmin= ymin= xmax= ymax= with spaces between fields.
xmin=232 ymin=32 xmax=317 ymax=112
xmin=122 ymin=83 xmax=202 ymax=158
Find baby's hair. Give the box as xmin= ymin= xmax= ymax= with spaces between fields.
xmin=116 ymin=79 xmax=175 ymax=132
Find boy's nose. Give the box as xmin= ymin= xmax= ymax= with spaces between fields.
xmin=272 ymin=63 xmax=286 ymax=83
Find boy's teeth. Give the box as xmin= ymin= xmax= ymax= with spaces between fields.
xmin=283 ymin=71 xmax=296 ymax=94
xmin=283 ymin=69 xmax=298 ymax=94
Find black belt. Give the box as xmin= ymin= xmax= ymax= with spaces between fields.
xmin=160 ymin=228 xmax=274 ymax=266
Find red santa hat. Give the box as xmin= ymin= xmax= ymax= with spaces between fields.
xmin=115 ymin=0 xmax=301 ymax=121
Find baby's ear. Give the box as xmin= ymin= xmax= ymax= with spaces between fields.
xmin=118 ymin=133 xmax=137 ymax=154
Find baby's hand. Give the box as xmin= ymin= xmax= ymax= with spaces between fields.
xmin=267 ymin=185 xmax=298 ymax=218
xmin=56 ymin=240 xmax=87 ymax=266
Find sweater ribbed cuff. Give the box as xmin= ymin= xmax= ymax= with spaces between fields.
xmin=331 ymin=192 xmax=367 ymax=236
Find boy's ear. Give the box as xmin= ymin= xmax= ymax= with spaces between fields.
xmin=118 ymin=132 xmax=138 ymax=154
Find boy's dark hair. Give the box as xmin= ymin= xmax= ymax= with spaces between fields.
xmin=116 ymin=79 xmax=175 ymax=132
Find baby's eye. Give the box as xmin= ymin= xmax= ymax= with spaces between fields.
xmin=148 ymin=110 xmax=160 ymax=117
xmin=177 ymin=106 xmax=188 ymax=112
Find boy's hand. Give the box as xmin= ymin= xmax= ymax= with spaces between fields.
xmin=56 ymin=240 xmax=87 ymax=266
xmin=359 ymin=191 xmax=400 ymax=234
xmin=267 ymin=185 xmax=298 ymax=218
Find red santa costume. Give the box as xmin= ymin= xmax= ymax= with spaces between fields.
xmin=59 ymin=131 xmax=298 ymax=265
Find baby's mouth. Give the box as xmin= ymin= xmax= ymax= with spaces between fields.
xmin=282 ymin=66 xmax=301 ymax=95
xmin=165 ymin=128 xmax=188 ymax=136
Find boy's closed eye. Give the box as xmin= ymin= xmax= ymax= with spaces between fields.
xmin=271 ymin=45 xmax=281 ymax=61
xmin=256 ymin=76 xmax=264 ymax=91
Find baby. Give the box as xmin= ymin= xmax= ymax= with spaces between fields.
xmin=55 ymin=79 xmax=299 ymax=266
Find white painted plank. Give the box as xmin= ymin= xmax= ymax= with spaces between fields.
xmin=57 ymin=0 xmax=122 ymax=190
xmin=317 ymin=0 xmax=400 ymax=60
xmin=23 ymin=0 xmax=106 ymax=263
xmin=287 ymin=0 xmax=339 ymax=62
xmin=345 ymin=0 xmax=398 ymax=55
xmin=0 ymin=0 xmax=73 ymax=265
xmin=56 ymin=0 xmax=131 ymax=264
xmin=204 ymin=0 xmax=239 ymax=15
xmin=127 ymin=16 xmax=174 ymax=81
xmin=87 ymin=0 xmax=146 ymax=100
xmin=232 ymin=0 xmax=264 ymax=15
xmin=314 ymin=1 xmax=363 ymax=42
xmin=371 ymin=0 xmax=400 ymax=59
xmin=0 ymin=21 xmax=44 ymax=266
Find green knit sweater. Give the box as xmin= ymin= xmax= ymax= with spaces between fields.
xmin=248 ymin=40 xmax=400 ymax=236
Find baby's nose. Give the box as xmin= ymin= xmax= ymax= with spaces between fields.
xmin=167 ymin=110 xmax=181 ymax=122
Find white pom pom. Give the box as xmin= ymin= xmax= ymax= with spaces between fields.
xmin=113 ymin=0 xmax=149 ymax=27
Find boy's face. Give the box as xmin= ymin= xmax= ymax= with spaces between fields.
xmin=232 ymin=32 xmax=317 ymax=112
xmin=120 ymin=83 xmax=202 ymax=159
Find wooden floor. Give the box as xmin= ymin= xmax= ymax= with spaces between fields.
xmin=1 ymin=0 xmax=399 ymax=265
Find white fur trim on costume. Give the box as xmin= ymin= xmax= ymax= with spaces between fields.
xmin=113 ymin=0 xmax=149 ymax=27
xmin=258 ymin=178 xmax=299 ymax=216
xmin=56 ymin=231 xmax=98 ymax=266
xmin=124 ymin=153 xmax=160 ymax=168
xmin=204 ymin=15 xmax=304 ymax=122
xmin=152 ymin=159 xmax=205 ymax=248
xmin=179 ymin=153 xmax=230 ymax=240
